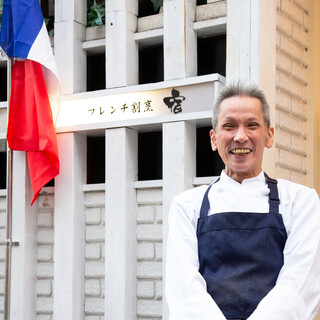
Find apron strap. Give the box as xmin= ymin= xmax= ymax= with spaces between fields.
xmin=199 ymin=178 xmax=219 ymax=218
xmin=264 ymin=173 xmax=280 ymax=214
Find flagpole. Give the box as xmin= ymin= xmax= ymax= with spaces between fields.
xmin=4 ymin=56 xmax=13 ymax=320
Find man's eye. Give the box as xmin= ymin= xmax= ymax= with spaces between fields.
xmin=223 ymin=123 xmax=233 ymax=129
xmin=248 ymin=123 xmax=259 ymax=128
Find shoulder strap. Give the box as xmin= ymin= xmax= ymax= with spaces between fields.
xmin=199 ymin=178 xmax=220 ymax=218
xmin=264 ymin=172 xmax=280 ymax=214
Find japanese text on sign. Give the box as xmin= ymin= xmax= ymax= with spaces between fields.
xmin=88 ymin=100 xmax=154 ymax=117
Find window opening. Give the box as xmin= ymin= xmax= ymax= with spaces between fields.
xmin=139 ymin=44 xmax=164 ymax=85
xmin=0 ymin=142 xmax=6 ymax=189
xmin=196 ymin=126 xmax=224 ymax=177
xmin=138 ymin=131 xmax=162 ymax=181
xmin=87 ymin=52 xmax=106 ymax=92
xmin=40 ymin=0 xmax=55 ymax=36
xmin=197 ymin=34 xmax=226 ymax=77
xmin=139 ymin=0 xmax=162 ymax=17
xmin=0 ymin=62 xmax=7 ymax=101
xmin=87 ymin=136 xmax=105 ymax=184
xmin=197 ymin=0 xmax=207 ymax=5
xmin=44 ymin=179 xmax=54 ymax=187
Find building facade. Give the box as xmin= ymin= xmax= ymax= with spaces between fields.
xmin=0 ymin=0 xmax=319 ymax=319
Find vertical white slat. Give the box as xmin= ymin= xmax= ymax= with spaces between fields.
xmin=164 ymin=0 xmax=197 ymax=80
xmin=105 ymin=128 xmax=138 ymax=320
xmin=162 ymin=121 xmax=196 ymax=320
xmin=10 ymin=151 xmax=37 ymax=319
xmin=106 ymin=0 xmax=138 ymax=88
xmin=54 ymin=0 xmax=86 ymax=94
xmin=54 ymin=133 xmax=86 ymax=319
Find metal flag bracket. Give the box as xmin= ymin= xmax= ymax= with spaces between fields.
xmin=5 ymin=239 xmax=19 ymax=247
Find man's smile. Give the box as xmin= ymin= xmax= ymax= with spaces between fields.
xmin=230 ymin=148 xmax=252 ymax=155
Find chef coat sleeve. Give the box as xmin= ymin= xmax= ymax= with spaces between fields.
xmin=165 ymin=195 xmax=227 ymax=320
xmin=248 ymin=187 xmax=320 ymax=320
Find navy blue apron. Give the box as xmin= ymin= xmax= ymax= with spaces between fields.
xmin=197 ymin=173 xmax=287 ymax=319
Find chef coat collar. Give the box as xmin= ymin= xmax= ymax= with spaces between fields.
xmin=219 ymin=169 xmax=267 ymax=187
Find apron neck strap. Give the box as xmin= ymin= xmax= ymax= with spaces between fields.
xmin=199 ymin=178 xmax=218 ymax=218
xmin=264 ymin=172 xmax=280 ymax=214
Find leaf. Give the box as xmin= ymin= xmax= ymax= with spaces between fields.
xmin=151 ymin=0 xmax=163 ymax=13
xmin=94 ymin=12 xmax=103 ymax=26
xmin=87 ymin=0 xmax=105 ymax=26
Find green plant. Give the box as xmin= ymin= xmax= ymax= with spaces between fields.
xmin=150 ymin=0 xmax=163 ymax=13
xmin=87 ymin=0 xmax=105 ymax=27
xmin=44 ymin=16 xmax=54 ymax=37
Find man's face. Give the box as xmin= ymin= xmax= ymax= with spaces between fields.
xmin=210 ymin=95 xmax=274 ymax=183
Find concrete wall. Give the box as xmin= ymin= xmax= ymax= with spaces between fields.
xmin=136 ymin=187 xmax=163 ymax=319
xmin=36 ymin=191 xmax=55 ymax=319
xmin=85 ymin=189 xmax=105 ymax=319
xmin=34 ymin=185 xmax=164 ymax=320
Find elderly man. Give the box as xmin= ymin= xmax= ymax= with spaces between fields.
xmin=165 ymin=81 xmax=320 ymax=320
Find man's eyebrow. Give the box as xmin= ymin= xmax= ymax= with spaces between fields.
xmin=220 ymin=116 xmax=262 ymax=123
xmin=246 ymin=117 xmax=261 ymax=122
xmin=220 ymin=116 xmax=235 ymax=122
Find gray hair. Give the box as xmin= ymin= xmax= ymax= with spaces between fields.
xmin=212 ymin=80 xmax=271 ymax=130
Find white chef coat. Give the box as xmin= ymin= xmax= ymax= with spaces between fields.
xmin=165 ymin=170 xmax=320 ymax=320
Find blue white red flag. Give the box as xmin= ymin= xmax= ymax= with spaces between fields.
xmin=0 ymin=0 xmax=60 ymax=204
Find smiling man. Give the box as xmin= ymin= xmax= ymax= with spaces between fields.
xmin=165 ymin=81 xmax=320 ymax=320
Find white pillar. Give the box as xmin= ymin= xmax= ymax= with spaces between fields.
xmin=164 ymin=0 xmax=197 ymax=80
xmin=105 ymin=128 xmax=138 ymax=320
xmin=226 ymin=0 xmax=253 ymax=82
xmin=227 ymin=0 xmax=276 ymax=85
xmin=162 ymin=121 xmax=196 ymax=320
xmin=53 ymin=133 xmax=86 ymax=319
xmin=227 ymin=0 xmax=276 ymax=176
xmin=54 ymin=0 xmax=87 ymax=94
xmin=10 ymin=151 xmax=37 ymax=319
xmin=106 ymin=0 xmax=138 ymax=88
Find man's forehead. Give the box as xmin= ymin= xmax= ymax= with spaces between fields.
xmin=219 ymin=96 xmax=263 ymax=114
xmin=220 ymin=95 xmax=261 ymax=105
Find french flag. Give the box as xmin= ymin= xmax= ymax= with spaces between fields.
xmin=0 ymin=0 xmax=60 ymax=204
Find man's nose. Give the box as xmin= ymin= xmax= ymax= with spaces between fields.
xmin=234 ymin=127 xmax=248 ymax=143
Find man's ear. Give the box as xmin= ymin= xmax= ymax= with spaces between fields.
xmin=266 ymin=126 xmax=274 ymax=149
xmin=210 ymin=129 xmax=217 ymax=151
